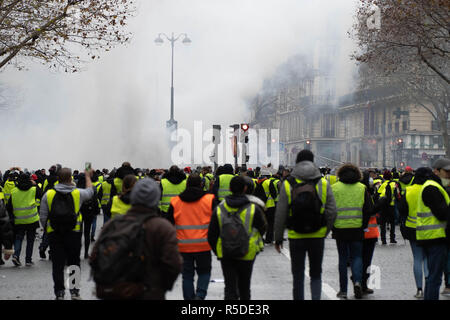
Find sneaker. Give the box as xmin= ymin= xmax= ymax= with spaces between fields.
xmin=363 ymin=287 xmax=374 ymax=295
xmin=336 ymin=291 xmax=347 ymax=299
xmin=55 ymin=291 xmax=65 ymax=300
xmin=12 ymin=255 xmax=21 ymax=267
xmin=25 ymin=261 xmax=34 ymax=267
xmin=71 ymin=292 xmax=82 ymax=300
xmin=441 ymin=287 xmax=450 ymax=296
xmin=381 ymin=241 xmax=387 ymax=245
xmin=414 ymin=289 xmax=424 ymax=299
xmin=390 ymin=239 xmax=397 ymax=244
xmin=91 ymin=236 xmax=96 ymax=242
xmin=39 ymin=248 xmax=46 ymax=260
xmin=354 ymin=282 xmax=363 ymax=299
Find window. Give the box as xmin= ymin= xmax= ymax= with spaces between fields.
xmin=395 ymin=122 xmax=399 ymax=133
xmin=323 ymin=114 xmax=336 ymax=138
xmin=388 ymin=123 xmax=392 ymax=133
xmin=402 ymin=120 xmax=408 ymax=132
xmin=420 ymin=135 xmax=425 ymax=148
xmin=411 ymin=135 xmax=416 ymax=148
xmin=433 ymin=136 xmax=439 ymax=148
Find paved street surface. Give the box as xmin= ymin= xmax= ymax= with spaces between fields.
xmin=0 ymin=216 xmax=449 ymax=301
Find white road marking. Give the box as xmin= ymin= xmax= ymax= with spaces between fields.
xmin=280 ymin=246 xmax=338 ymax=300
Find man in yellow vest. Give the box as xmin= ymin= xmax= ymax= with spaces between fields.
xmin=110 ymin=162 xmax=135 ymax=197
xmin=274 ymin=150 xmax=337 ymax=300
xmin=106 ymin=174 xmax=136 ymax=220
xmin=39 ymin=167 xmax=95 ymax=300
xmin=212 ymin=164 xmax=235 ymax=202
xmin=159 ymin=166 xmax=187 ymax=219
xmin=377 ymin=170 xmax=400 ymax=244
xmin=398 ymin=167 xmax=431 ymax=299
xmin=331 ymin=163 xmax=373 ymax=299
xmin=416 ymin=158 xmax=450 ymax=300
xmin=208 ymin=175 xmax=266 ymax=300
xmin=7 ymin=173 xmax=42 ymax=267
xmin=100 ymin=174 xmax=113 ymax=225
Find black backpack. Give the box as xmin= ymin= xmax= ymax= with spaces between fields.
xmin=287 ymin=177 xmax=324 ymax=234
xmin=219 ymin=203 xmax=251 ymax=259
xmin=80 ymin=192 xmax=100 ymax=220
xmin=89 ymin=214 xmax=154 ymax=300
xmin=48 ymin=192 xmax=78 ymax=233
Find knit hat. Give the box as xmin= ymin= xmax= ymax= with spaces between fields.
xmin=130 ymin=178 xmax=161 ymax=208
xmin=296 ymin=149 xmax=314 ymax=163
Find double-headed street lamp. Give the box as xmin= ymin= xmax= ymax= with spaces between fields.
xmin=155 ymin=32 xmax=191 ymax=132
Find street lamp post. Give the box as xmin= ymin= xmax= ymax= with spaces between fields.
xmin=155 ymin=32 xmax=191 ymax=132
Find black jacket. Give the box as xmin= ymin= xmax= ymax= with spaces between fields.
xmin=208 ymin=194 xmax=267 ymax=258
xmin=166 ymin=187 xmax=219 ymax=224
xmin=0 ymin=200 xmax=13 ymax=250
xmin=418 ymin=174 xmax=449 ymax=246
xmin=331 ymin=166 xmax=373 ymax=241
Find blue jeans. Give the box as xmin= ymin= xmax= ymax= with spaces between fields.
xmin=289 ymin=238 xmax=324 ymax=300
xmin=336 ymin=240 xmax=363 ymax=293
xmin=14 ymin=224 xmax=37 ymax=263
xmin=91 ymin=215 xmax=97 ymax=238
xmin=422 ymin=243 xmax=447 ymax=300
xmin=409 ymin=240 xmax=428 ymax=290
xmin=181 ymin=251 xmax=212 ymax=300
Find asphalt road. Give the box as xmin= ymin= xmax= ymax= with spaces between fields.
xmin=0 ymin=216 xmax=449 ymax=301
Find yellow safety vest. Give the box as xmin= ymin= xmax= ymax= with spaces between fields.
xmin=11 ymin=187 xmax=39 ymax=225
xmin=101 ymin=181 xmax=112 ymax=205
xmin=416 ymin=180 xmax=449 ymax=241
xmin=110 ymin=195 xmax=132 ymax=220
xmin=284 ymin=177 xmax=328 ymax=239
xmin=405 ymin=184 xmax=422 ymax=229
xmin=215 ymin=202 xmax=263 ymax=261
xmin=159 ymin=179 xmax=187 ymax=213
xmin=3 ymin=180 xmax=16 ymax=204
xmin=332 ymin=181 xmax=365 ymax=229
xmin=262 ymin=179 xmax=275 ymax=208
xmin=46 ymin=189 xmax=82 ymax=233
xmin=217 ymin=174 xmax=234 ymax=201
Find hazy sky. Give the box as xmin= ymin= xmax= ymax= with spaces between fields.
xmin=1 ymin=0 xmax=358 ymax=171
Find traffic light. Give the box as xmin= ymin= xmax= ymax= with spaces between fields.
xmin=305 ymin=140 xmax=311 ymax=150
xmin=240 ymin=123 xmax=250 ymax=143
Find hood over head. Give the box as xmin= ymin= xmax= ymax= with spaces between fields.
xmin=291 ymin=161 xmax=321 ymax=181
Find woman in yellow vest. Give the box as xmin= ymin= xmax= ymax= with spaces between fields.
xmin=7 ymin=173 xmax=42 ymax=267
xmin=208 ymin=176 xmax=267 ymax=300
xmin=331 ymin=163 xmax=373 ymax=299
xmin=106 ymin=174 xmax=137 ymax=220
xmin=398 ymin=167 xmax=430 ymax=299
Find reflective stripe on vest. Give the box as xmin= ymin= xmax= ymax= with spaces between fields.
xmin=416 ymin=180 xmax=449 ymax=241
xmin=172 ymin=194 xmax=214 ymax=253
xmin=284 ymin=177 xmax=328 ymax=239
xmin=405 ymin=184 xmax=422 ymax=229
xmin=215 ymin=201 xmax=263 ymax=260
xmin=46 ymin=189 xmax=81 ymax=233
xmin=332 ymin=181 xmax=365 ymax=229
xmin=11 ymin=187 xmax=39 ymax=225
xmin=217 ymin=174 xmax=234 ymax=201
xmin=110 ymin=195 xmax=132 ymax=220
xmin=159 ymin=178 xmax=187 ymax=213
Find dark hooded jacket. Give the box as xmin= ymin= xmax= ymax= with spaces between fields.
xmin=166 ymin=186 xmax=219 ymax=225
xmin=0 ymin=200 xmax=13 ymax=250
xmin=331 ymin=164 xmax=373 ymax=241
xmin=208 ymin=194 xmax=267 ymax=258
xmin=110 ymin=165 xmax=135 ymax=197
xmin=159 ymin=169 xmax=187 ymax=197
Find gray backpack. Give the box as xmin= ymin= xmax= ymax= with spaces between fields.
xmin=219 ymin=203 xmax=251 ymax=259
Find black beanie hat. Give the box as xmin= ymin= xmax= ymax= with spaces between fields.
xmin=296 ymin=149 xmax=314 ymax=163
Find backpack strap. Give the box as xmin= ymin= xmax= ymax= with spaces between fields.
xmin=218 ymin=202 xmax=252 ymax=233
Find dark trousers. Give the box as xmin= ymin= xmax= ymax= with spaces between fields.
xmin=181 ymin=251 xmax=212 ymax=300
xmin=220 ymin=258 xmax=255 ymax=300
xmin=48 ymin=231 xmax=82 ymax=296
xmin=380 ymin=208 xmax=395 ymax=243
xmin=422 ymin=243 xmax=447 ymax=300
xmin=362 ymin=238 xmax=377 ymax=289
xmin=14 ymin=224 xmax=37 ymax=263
xmin=264 ymin=207 xmax=275 ymax=243
xmin=82 ymin=215 xmax=94 ymax=257
xmin=289 ymin=238 xmax=324 ymax=300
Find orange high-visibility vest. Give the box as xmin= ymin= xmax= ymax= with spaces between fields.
xmin=172 ymin=193 xmax=215 ymax=253
xmin=364 ymin=215 xmax=380 ymax=239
